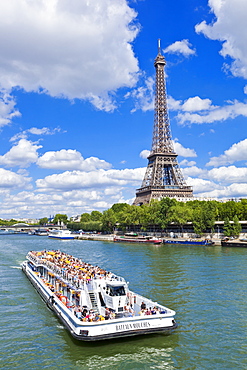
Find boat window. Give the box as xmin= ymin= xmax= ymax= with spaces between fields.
xmin=106 ymin=285 xmax=126 ymax=296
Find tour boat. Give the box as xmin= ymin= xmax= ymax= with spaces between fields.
xmin=163 ymin=239 xmax=214 ymax=246
xmin=48 ymin=229 xmax=74 ymax=239
xmin=22 ymin=250 xmax=177 ymax=341
xmin=114 ymin=235 xmax=162 ymax=244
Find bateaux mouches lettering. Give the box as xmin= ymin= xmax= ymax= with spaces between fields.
xmin=116 ymin=321 xmax=151 ymax=331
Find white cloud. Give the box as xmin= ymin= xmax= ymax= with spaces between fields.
xmin=207 ymin=138 xmax=247 ymax=167
xmin=140 ymin=150 xmax=150 ymax=159
xmin=126 ymin=76 xmax=154 ymax=113
xmin=0 ymin=139 xmax=42 ymax=168
xmin=0 ymin=0 xmax=140 ymax=111
xmin=180 ymin=159 xmax=196 ymax=167
xmin=195 ymin=183 xmax=247 ymax=199
xmin=0 ymin=168 xmax=31 ymax=189
xmin=176 ymin=99 xmax=247 ymax=125
xmin=207 ymin=166 xmax=247 ymax=184
xmin=195 ymin=0 xmax=247 ymax=79
xmin=181 ymin=96 xmax=216 ymax=112
xmin=0 ymin=89 xmax=20 ymax=127
xmin=37 ymin=149 xmax=112 ymax=171
xmin=10 ymin=126 xmax=62 ymax=142
xmin=173 ymin=140 xmax=197 ymax=157
xmin=163 ymin=39 xmax=196 ymax=56
xmin=182 ymin=165 xmax=207 ymax=178
xmin=36 ymin=167 xmax=145 ymax=192
xmin=187 ymin=176 xmax=221 ymax=194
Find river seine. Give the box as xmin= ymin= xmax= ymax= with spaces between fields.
xmin=1 ymin=234 xmax=247 ymax=369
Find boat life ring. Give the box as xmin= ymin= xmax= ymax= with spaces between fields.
xmin=60 ymin=295 xmax=67 ymax=305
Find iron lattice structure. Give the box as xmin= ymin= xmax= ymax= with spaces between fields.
xmin=133 ymin=41 xmax=193 ymax=205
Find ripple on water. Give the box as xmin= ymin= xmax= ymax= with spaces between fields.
xmin=1 ymin=237 xmax=247 ymax=369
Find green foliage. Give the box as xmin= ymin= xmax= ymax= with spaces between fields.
xmin=67 ymin=198 xmax=247 ymax=234
xmin=53 ymin=214 xmax=68 ymax=225
xmin=223 ymin=218 xmax=232 ymax=237
xmin=232 ymin=215 xmax=242 ymax=237
xmin=101 ymin=209 xmax=117 ymax=233
xmin=39 ymin=217 xmax=48 ymax=225
xmin=80 ymin=213 xmax=91 ymax=222
xmin=90 ymin=211 xmax=102 ymax=221
xmin=0 ymin=219 xmax=18 ymax=226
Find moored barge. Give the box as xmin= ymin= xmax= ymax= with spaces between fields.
xmin=114 ymin=235 xmax=162 ymax=244
xmin=22 ymin=250 xmax=177 ymax=341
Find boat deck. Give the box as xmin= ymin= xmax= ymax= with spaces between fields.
xmin=27 ymin=250 xmax=170 ymax=321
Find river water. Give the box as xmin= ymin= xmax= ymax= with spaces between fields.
xmin=1 ymin=235 xmax=247 ymax=369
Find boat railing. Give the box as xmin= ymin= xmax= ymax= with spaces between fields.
xmin=129 ymin=289 xmax=172 ymax=314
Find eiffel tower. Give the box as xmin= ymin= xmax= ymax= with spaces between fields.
xmin=133 ymin=40 xmax=193 ymax=206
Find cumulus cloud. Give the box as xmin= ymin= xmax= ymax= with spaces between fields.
xmin=0 ymin=139 xmax=42 ymax=168
xmin=0 ymin=0 xmax=140 ymax=111
xmin=0 ymin=89 xmax=21 ymax=127
xmin=174 ymin=98 xmax=247 ymax=125
xmin=195 ymin=0 xmax=247 ymax=79
xmin=181 ymin=96 xmax=216 ymax=112
xmin=163 ymin=39 xmax=196 ymax=56
xmin=0 ymin=168 xmax=31 ymax=189
xmin=195 ymin=183 xmax=247 ymax=200
xmin=206 ymin=138 xmax=247 ymax=167
xmin=36 ymin=167 xmax=145 ymax=192
xmin=187 ymin=176 xmax=221 ymax=194
xmin=140 ymin=150 xmax=150 ymax=159
xmin=10 ymin=126 xmax=62 ymax=142
xmin=180 ymin=159 xmax=197 ymax=167
xmin=126 ymin=76 xmax=154 ymax=113
xmin=173 ymin=140 xmax=197 ymax=157
xmin=37 ymin=149 xmax=112 ymax=171
xmin=207 ymin=166 xmax=247 ymax=184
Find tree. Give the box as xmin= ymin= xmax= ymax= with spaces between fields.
xmin=167 ymin=203 xmax=192 ymax=234
xmin=90 ymin=211 xmax=102 ymax=221
xmin=80 ymin=213 xmax=91 ymax=222
xmin=111 ymin=203 xmax=130 ymax=214
xmin=53 ymin=214 xmax=68 ymax=225
xmin=101 ymin=209 xmax=117 ymax=233
xmin=223 ymin=218 xmax=232 ymax=237
xmin=232 ymin=215 xmax=242 ymax=237
xmin=159 ymin=197 xmax=177 ymax=230
xmin=39 ymin=217 xmax=48 ymax=225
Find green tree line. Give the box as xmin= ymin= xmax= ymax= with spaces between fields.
xmin=64 ymin=198 xmax=247 ymax=236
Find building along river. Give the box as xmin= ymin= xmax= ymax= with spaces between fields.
xmin=1 ymin=234 xmax=247 ymax=369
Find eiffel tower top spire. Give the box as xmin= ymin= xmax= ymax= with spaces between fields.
xmin=151 ymin=39 xmax=174 ymax=155
xmin=133 ymin=39 xmax=193 ymax=205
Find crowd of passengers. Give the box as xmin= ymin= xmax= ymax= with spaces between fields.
xmin=30 ymin=250 xmax=114 ymax=286
xmin=72 ymin=303 xmax=165 ymax=322
xmin=30 ymin=250 xmax=167 ymax=321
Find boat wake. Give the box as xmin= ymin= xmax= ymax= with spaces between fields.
xmin=10 ymin=265 xmax=22 ymax=270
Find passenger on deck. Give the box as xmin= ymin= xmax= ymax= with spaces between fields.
xmin=141 ymin=302 xmax=146 ymax=310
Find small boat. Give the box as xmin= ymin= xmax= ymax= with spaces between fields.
xmin=0 ymin=228 xmax=15 ymax=235
xmin=48 ymin=229 xmax=74 ymax=240
xmin=114 ymin=235 xmax=162 ymax=244
xmin=22 ymin=250 xmax=177 ymax=341
xmin=163 ymin=239 xmax=214 ymax=246
xmin=221 ymin=238 xmax=247 ymax=248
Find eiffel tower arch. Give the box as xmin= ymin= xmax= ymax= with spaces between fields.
xmin=133 ymin=40 xmax=193 ymax=206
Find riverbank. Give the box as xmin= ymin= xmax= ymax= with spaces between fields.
xmin=74 ymin=233 xmax=222 ymax=245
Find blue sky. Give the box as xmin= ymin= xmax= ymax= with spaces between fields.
xmin=0 ymin=0 xmax=247 ymax=219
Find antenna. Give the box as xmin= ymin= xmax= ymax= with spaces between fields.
xmin=158 ymin=38 xmax=161 ymax=54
